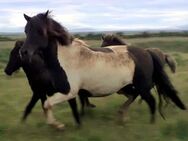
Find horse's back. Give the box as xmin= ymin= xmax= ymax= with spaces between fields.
xmin=78 ymin=46 xmax=135 ymax=95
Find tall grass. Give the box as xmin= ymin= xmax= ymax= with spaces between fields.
xmin=0 ymin=37 xmax=188 ymax=141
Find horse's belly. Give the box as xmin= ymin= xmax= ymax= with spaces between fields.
xmin=81 ymin=67 xmax=134 ymax=96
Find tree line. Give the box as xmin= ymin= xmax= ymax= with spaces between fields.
xmin=73 ymin=31 xmax=188 ymax=40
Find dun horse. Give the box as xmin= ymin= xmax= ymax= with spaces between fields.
xmin=20 ymin=11 xmax=186 ymax=129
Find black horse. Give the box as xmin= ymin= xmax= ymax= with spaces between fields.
xmin=20 ymin=11 xmax=186 ymax=129
xmin=5 ymin=40 xmax=98 ymax=128
xmin=5 ymin=41 xmax=95 ymax=129
xmin=100 ymin=34 xmax=178 ymax=116
xmin=101 ymin=34 xmax=177 ymax=74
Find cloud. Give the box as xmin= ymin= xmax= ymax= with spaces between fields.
xmin=0 ymin=0 xmax=188 ymax=32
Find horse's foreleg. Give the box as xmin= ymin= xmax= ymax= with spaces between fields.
xmin=78 ymin=93 xmax=86 ymax=115
xmin=44 ymin=92 xmax=77 ymax=130
xmin=68 ymin=98 xmax=81 ymax=125
xmin=44 ymin=92 xmax=76 ymax=108
xmin=45 ymin=107 xmax=65 ymax=130
xmin=39 ymin=94 xmax=63 ymax=128
xmin=22 ymin=93 xmax=39 ymax=122
xmin=40 ymin=94 xmax=47 ymax=115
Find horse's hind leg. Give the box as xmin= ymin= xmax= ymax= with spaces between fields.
xmin=78 ymin=90 xmax=96 ymax=115
xmin=118 ymin=94 xmax=138 ymax=122
xmin=85 ymin=97 xmax=96 ymax=108
xmin=22 ymin=93 xmax=39 ymax=122
xmin=78 ymin=94 xmax=95 ymax=115
xmin=140 ymin=91 xmax=156 ymax=123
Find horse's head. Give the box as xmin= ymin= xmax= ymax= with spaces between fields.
xmin=101 ymin=34 xmax=127 ymax=47
xmin=4 ymin=41 xmax=23 ymax=75
xmin=20 ymin=10 xmax=72 ymax=62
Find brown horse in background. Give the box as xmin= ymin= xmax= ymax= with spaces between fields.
xmin=100 ymin=34 xmax=178 ymax=118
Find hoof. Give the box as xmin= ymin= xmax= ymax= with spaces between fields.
xmin=56 ymin=124 xmax=65 ymax=130
xmin=118 ymin=116 xmax=130 ymax=123
xmin=117 ymin=109 xmax=124 ymax=115
xmin=117 ymin=110 xmax=129 ymax=124
xmin=87 ymin=103 xmax=96 ymax=108
xmin=21 ymin=118 xmax=26 ymax=123
xmin=150 ymin=115 xmax=155 ymax=124
xmin=116 ymin=116 xmax=129 ymax=125
xmin=48 ymin=121 xmax=65 ymax=130
xmin=21 ymin=115 xmax=26 ymax=123
xmin=80 ymin=111 xmax=85 ymax=116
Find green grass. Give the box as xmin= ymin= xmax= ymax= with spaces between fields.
xmin=0 ymin=37 xmax=188 ymax=141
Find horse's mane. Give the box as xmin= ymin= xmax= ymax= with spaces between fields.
xmin=36 ymin=12 xmax=73 ymax=46
xmin=72 ymin=38 xmax=90 ymax=47
xmin=102 ymin=34 xmax=127 ymax=45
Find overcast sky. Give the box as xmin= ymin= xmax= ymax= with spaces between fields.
xmin=0 ymin=0 xmax=188 ymax=32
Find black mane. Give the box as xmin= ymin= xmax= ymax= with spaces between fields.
xmin=46 ymin=16 xmax=73 ymax=45
xmin=101 ymin=34 xmax=127 ymax=47
xmin=26 ymin=11 xmax=73 ymax=46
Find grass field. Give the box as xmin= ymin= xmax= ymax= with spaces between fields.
xmin=0 ymin=37 xmax=188 ymax=141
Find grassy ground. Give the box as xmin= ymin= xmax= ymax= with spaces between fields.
xmin=0 ymin=37 xmax=188 ymax=141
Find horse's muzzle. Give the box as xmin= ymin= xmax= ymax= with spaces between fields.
xmin=4 ymin=67 xmax=12 ymax=76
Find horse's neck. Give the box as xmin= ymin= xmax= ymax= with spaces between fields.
xmin=43 ymin=39 xmax=71 ymax=93
xmin=22 ymin=63 xmax=45 ymax=79
xmin=113 ymin=38 xmax=126 ymax=45
xmin=43 ymin=40 xmax=61 ymax=68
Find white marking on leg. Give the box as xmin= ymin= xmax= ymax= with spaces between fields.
xmin=44 ymin=103 xmax=65 ymax=130
xmin=44 ymin=93 xmax=76 ymax=109
xmin=46 ymin=108 xmax=56 ymax=124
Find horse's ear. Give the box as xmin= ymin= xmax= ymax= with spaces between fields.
xmin=23 ymin=14 xmax=31 ymax=22
xmin=44 ymin=10 xmax=49 ymax=18
xmin=15 ymin=40 xmax=24 ymax=48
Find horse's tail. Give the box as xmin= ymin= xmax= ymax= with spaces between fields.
xmin=148 ymin=50 xmax=186 ymax=110
xmin=165 ymin=53 xmax=176 ymax=73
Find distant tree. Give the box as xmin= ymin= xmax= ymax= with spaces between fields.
xmin=141 ymin=32 xmax=150 ymax=37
